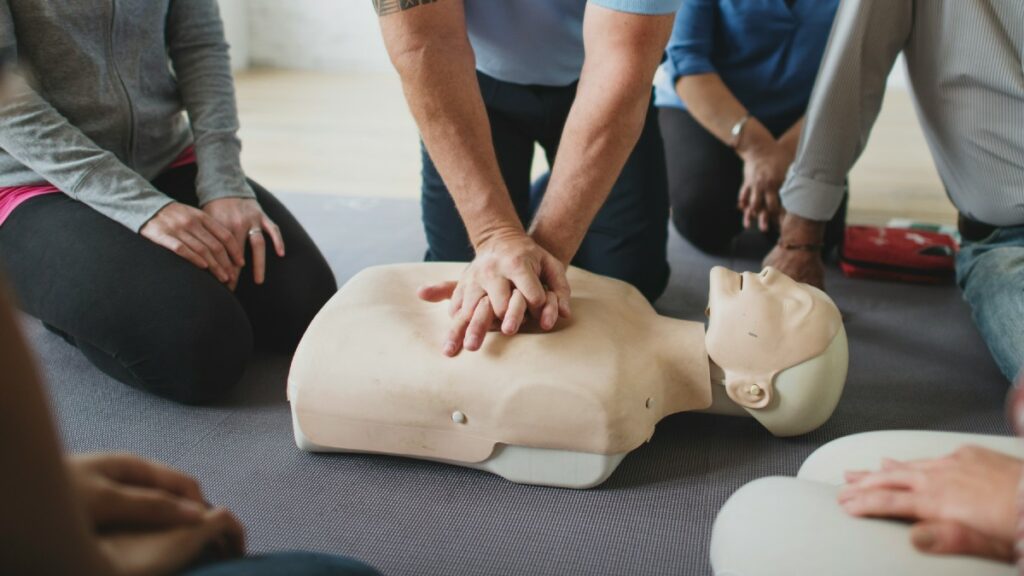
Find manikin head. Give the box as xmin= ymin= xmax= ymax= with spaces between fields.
xmin=705 ymin=267 xmax=848 ymax=436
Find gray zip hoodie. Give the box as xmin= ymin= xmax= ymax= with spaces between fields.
xmin=0 ymin=0 xmax=254 ymax=232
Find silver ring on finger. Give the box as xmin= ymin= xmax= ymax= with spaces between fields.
xmin=247 ymin=228 xmax=263 ymax=237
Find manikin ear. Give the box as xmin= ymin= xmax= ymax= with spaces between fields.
xmin=724 ymin=376 xmax=773 ymax=410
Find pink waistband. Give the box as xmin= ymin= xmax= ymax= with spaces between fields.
xmin=0 ymin=146 xmax=197 ymax=226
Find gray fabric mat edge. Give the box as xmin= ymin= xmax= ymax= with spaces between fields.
xmin=29 ymin=195 xmax=1011 ymax=576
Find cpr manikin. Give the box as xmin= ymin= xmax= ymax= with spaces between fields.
xmin=288 ymin=264 xmax=849 ymax=488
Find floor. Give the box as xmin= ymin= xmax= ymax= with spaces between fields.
xmin=233 ymin=69 xmax=956 ymax=226
xmin=40 ymin=193 xmax=1010 ymax=576
xmin=35 ymin=70 xmax=1004 ymax=576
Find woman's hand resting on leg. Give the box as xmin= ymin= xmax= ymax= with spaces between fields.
xmin=203 ymin=197 xmax=286 ymax=286
xmin=68 ymin=453 xmax=246 ymax=576
xmin=839 ymin=445 xmax=1023 ymax=562
xmin=141 ymin=202 xmax=244 ymax=288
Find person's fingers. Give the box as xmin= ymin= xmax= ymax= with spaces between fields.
xmin=541 ymin=261 xmax=572 ymax=318
xmin=749 ymin=183 xmax=765 ymax=213
xmin=843 ymin=470 xmax=870 ymax=484
xmin=738 ymin=184 xmax=751 ymax=210
xmin=539 ymin=290 xmax=559 ymax=331
xmin=502 ymin=290 xmax=527 ymax=335
xmin=248 ymin=229 xmax=267 ymax=285
xmin=449 ymin=282 xmax=465 ymax=317
xmin=765 ymin=189 xmax=780 ymax=221
xmin=99 ymin=484 xmax=206 ymax=529
xmin=459 ymin=284 xmax=486 ymax=318
xmin=261 ymin=214 xmax=285 ymax=258
xmin=202 ymin=214 xmax=245 ymax=267
xmin=842 ymin=469 xmax=923 ymax=492
xmin=182 ymin=232 xmax=230 ymax=284
xmin=464 ymin=296 xmax=494 ymax=351
xmin=162 ymin=235 xmax=208 ymax=272
xmin=417 ymin=281 xmax=459 ymax=303
xmin=483 ymin=278 xmax=512 ymax=318
xmin=94 ymin=455 xmax=205 ymax=503
xmin=443 ymin=296 xmax=477 ymax=357
xmin=911 ymin=521 xmax=1015 ymax=561
xmin=880 ymin=458 xmax=917 ymax=471
xmin=758 ymin=209 xmax=770 ymax=232
xmin=205 ymin=507 xmax=247 ymax=559
xmin=508 ymin=268 xmax=546 ymax=312
xmin=746 ymin=186 xmax=765 ymax=231
xmin=889 ymin=455 xmax=958 ymax=472
xmin=839 ymin=488 xmax=920 ymax=519
xmin=190 ymin=225 xmax=235 ymax=281
xmin=109 ymin=508 xmax=245 ymax=575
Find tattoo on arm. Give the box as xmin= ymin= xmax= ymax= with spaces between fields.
xmin=374 ymin=0 xmax=438 ymax=16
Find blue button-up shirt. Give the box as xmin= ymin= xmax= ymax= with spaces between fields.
xmin=653 ymin=0 xmax=839 ymax=133
xmin=467 ymin=0 xmax=683 ymax=87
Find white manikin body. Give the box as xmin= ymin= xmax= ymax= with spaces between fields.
xmin=288 ymin=264 xmax=848 ymax=488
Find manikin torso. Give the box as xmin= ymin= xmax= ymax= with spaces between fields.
xmin=289 ymin=264 xmax=848 ymax=488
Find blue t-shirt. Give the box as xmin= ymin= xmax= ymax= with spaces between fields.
xmin=466 ymin=0 xmax=682 ymax=87
xmin=653 ymin=0 xmax=839 ymax=134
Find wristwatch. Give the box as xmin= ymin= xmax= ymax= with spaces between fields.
xmin=730 ymin=114 xmax=751 ymax=149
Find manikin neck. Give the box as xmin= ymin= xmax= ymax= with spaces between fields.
xmin=649 ymin=315 xmax=714 ymax=415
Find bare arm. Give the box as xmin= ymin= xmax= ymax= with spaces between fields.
xmin=676 ymin=73 xmax=748 ymax=145
xmin=677 ymin=73 xmax=805 ymax=231
xmin=677 ymin=72 xmax=803 ymax=157
xmin=377 ymin=0 xmax=569 ymax=355
xmin=0 ymin=282 xmax=112 ymax=575
xmin=377 ymin=0 xmax=519 ymax=247
xmin=530 ymin=5 xmax=674 ymax=263
xmin=0 ymin=279 xmax=244 ymax=576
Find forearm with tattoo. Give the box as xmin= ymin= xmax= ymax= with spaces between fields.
xmin=374 ymin=0 xmax=438 ymax=16
xmin=377 ymin=0 xmax=523 ymax=247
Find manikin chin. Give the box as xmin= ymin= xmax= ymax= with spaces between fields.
xmin=288 ymin=263 xmax=848 ymax=489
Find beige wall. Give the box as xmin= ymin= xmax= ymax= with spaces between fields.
xmin=246 ymin=1 xmax=391 ymax=72
xmin=217 ymin=0 xmax=249 ymax=70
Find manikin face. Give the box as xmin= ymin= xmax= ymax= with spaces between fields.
xmin=705 ymin=267 xmax=842 ymax=409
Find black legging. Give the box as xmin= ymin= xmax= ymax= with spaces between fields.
xmin=0 ymin=165 xmax=336 ymax=405
xmin=658 ymin=106 xmax=846 ymax=255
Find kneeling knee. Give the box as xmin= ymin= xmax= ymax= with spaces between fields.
xmin=672 ymin=212 xmax=733 ymax=254
xmin=136 ymin=308 xmax=253 ymax=405
xmin=264 ymin=259 xmax=337 ymax=353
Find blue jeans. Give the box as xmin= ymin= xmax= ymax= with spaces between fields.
xmin=421 ymin=71 xmax=671 ymax=302
xmin=956 ymin=224 xmax=1024 ymax=382
xmin=184 ymin=552 xmax=379 ymax=576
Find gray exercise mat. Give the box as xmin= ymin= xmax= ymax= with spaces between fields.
xmin=30 ymin=195 xmax=1012 ymax=576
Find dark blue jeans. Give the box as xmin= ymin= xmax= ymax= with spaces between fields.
xmin=421 ymin=72 xmax=671 ymax=302
xmin=184 ymin=552 xmax=378 ymax=576
xmin=956 ymin=224 xmax=1024 ymax=382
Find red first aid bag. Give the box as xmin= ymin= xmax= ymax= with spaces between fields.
xmin=839 ymin=226 xmax=958 ymax=284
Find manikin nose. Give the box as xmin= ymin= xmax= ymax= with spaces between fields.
xmin=740 ymin=271 xmax=760 ymax=290
xmin=760 ymin=267 xmax=786 ymax=284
